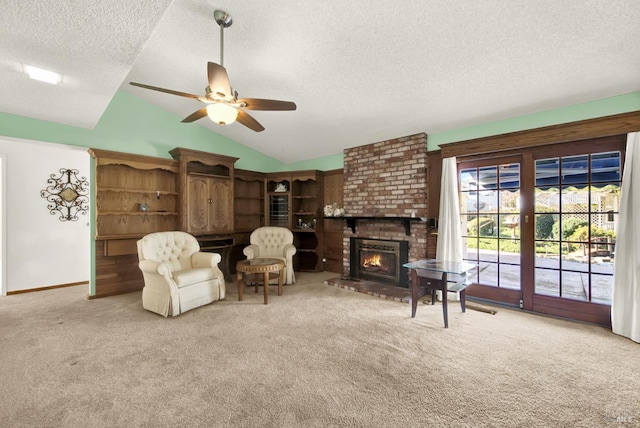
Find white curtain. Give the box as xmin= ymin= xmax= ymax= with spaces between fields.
xmin=611 ymin=132 xmax=640 ymax=342
xmin=436 ymin=156 xmax=463 ymax=262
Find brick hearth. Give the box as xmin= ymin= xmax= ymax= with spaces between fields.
xmin=325 ymin=276 xmax=412 ymax=303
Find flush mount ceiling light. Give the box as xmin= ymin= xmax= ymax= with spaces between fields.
xmin=24 ymin=65 xmax=62 ymax=85
xmin=129 ymin=9 xmax=296 ymax=132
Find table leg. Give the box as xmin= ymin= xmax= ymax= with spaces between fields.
xmin=411 ymin=269 xmax=418 ymax=318
xmin=277 ymin=267 xmax=283 ymax=296
xmin=237 ymin=271 xmax=244 ymax=301
xmin=441 ymin=272 xmax=448 ymax=328
xmin=263 ymin=272 xmax=269 ymax=304
xmin=460 ymin=289 xmax=466 ymax=313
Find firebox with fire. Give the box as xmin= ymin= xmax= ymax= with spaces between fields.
xmin=360 ymin=251 xmax=395 ymax=276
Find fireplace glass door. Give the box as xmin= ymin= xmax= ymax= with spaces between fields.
xmin=350 ymin=238 xmax=409 ymax=287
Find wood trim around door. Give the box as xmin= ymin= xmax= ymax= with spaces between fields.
xmin=439 ymin=110 xmax=640 ymax=159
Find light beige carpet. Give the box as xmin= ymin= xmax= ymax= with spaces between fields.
xmin=1 ymin=272 xmax=638 ymax=427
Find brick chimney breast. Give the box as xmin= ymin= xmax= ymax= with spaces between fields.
xmin=341 ymin=133 xmax=429 ymax=278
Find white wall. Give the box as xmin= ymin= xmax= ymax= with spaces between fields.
xmin=0 ymin=136 xmax=90 ymax=293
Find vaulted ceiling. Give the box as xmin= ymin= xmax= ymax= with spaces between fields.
xmin=2 ymin=1 xmax=640 ymax=163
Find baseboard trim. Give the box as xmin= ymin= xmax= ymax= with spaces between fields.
xmin=7 ymin=281 xmax=89 ymax=295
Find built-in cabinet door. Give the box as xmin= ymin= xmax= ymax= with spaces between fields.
xmin=187 ymin=176 xmax=210 ymax=233
xmin=209 ymin=177 xmax=232 ymax=233
xmin=187 ymin=175 xmax=233 ymax=234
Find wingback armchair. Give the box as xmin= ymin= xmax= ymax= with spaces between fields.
xmin=137 ymin=231 xmax=226 ymax=317
xmin=243 ymin=227 xmax=297 ymax=284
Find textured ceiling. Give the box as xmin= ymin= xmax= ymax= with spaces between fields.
xmin=2 ymin=1 xmax=640 ymax=163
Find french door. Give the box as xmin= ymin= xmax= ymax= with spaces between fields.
xmin=458 ymin=136 xmax=625 ymax=325
xmin=459 ymin=156 xmax=524 ymax=307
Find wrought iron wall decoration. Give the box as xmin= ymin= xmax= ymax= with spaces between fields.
xmin=40 ymin=168 xmax=89 ymax=222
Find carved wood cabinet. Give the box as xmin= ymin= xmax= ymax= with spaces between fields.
xmin=170 ymin=147 xmax=238 ymax=235
xmin=186 ymin=174 xmax=233 ymax=234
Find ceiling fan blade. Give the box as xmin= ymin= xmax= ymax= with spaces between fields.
xmin=207 ymin=62 xmax=232 ymax=98
xmin=181 ymin=108 xmax=208 ymax=123
xmin=129 ymin=82 xmax=200 ymax=99
xmin=236 ymin=110 xmax=265 ymax=132
xmin=237 ymin=98 xmax=297 ymax=111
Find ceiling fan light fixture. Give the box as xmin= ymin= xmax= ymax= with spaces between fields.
xmin=206 ymin=103 xmax=238 ymax=125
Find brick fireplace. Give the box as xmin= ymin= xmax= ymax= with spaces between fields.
xmin=341 ymin=133 xmax=428 ymax=286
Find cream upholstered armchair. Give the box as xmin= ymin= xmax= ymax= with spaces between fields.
xmin=243 ymin=227 xmax=297 ymax=284
xmin=137 ymin=231 xmax=225 ymax=317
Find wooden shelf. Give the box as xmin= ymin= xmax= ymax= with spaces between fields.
xmin=234 ymin=169 xmax=266 ymax=238
xmin=90 ymin=148 xmax=181 ymax=298
xmin=326 ymin=216 xmax=423 ymax=236
xmin=96 ymin=234 xmax=148 ymax=241
xmin=99 ymin=211 xmax=179 ymax=216
xmin=99 ymin=187 xmax=178 ymax=195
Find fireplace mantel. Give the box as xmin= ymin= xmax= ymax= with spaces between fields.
xmin=327 ymin=216 xmax=423 ymax=236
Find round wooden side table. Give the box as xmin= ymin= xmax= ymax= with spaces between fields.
xmin=236 ymin=258 xmax=285 ymax=304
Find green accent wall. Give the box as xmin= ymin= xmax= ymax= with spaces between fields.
xmin=1 ymin=90 xmax=639 ymax=171
xmin=0 ymin=91 xmax=284 ymax=172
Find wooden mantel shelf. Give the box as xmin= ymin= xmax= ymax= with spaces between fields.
xmin=326 ymin=216 xmax=424 ymax=236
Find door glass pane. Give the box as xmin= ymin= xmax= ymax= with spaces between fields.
xmin=478 ymin=166 xmax=497 ymax=190
xmin=536 ymin=158 xmax=559 ymax=186
xmin=561 ymin=185 xmax=589 ymax=213
xmin=499 ymin=263 xmax=520 ymax=289
xmin=535 ymin=268 xmax=559 ymax=296
xmin=463 ymin=237 xmax=478 ymax=262
xmin=460 ymin=162 xmax=520 ymax=290
xmin=459 ymin=168 xmax=478 ymax=190
xmin=535 ymin=242 xmax=559 ymax=267
xmin=535 ymin=187 xmax=559 ymax=212
xmin=462 ymin=214 xmax=477 ymax=237
xmin=499 ymin=189 xmax=520 ymax=213
xmin=499 ymin=214 xmax=520 ymax=238
xmin=591 ymin=274 xmax=613 ymax=304
xmin=561 ymin=155 xmax=589 ymax=185
xmin=535 ymin=212 xmax=558 ymax=240
xmin=480 ymin=263 xmax=498 ymax=287
xmin=591 ymin=152 xmax=620 ymax=183
xmin=591 ymin=184 xmax=621 ymax=214
xmin=478 ymin=238 xmax=498 ymax=262
xmin=478 ymin=190 xmax=498 ymax=213
xmin=476 ymin=214 xmax=498 ymax=237
xmin=499 ymin=163 xmax=520 ymax=188
xmin=534 ymin=151 xmax=621 ymax=304
xmin=560 ymin=271 xmax=588 ymax=301
xmin=459 ymin=191 xmax=473 ymax=215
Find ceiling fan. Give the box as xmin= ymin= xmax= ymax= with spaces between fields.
xmin=129 ymin=9 xmax=296 ymax=132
